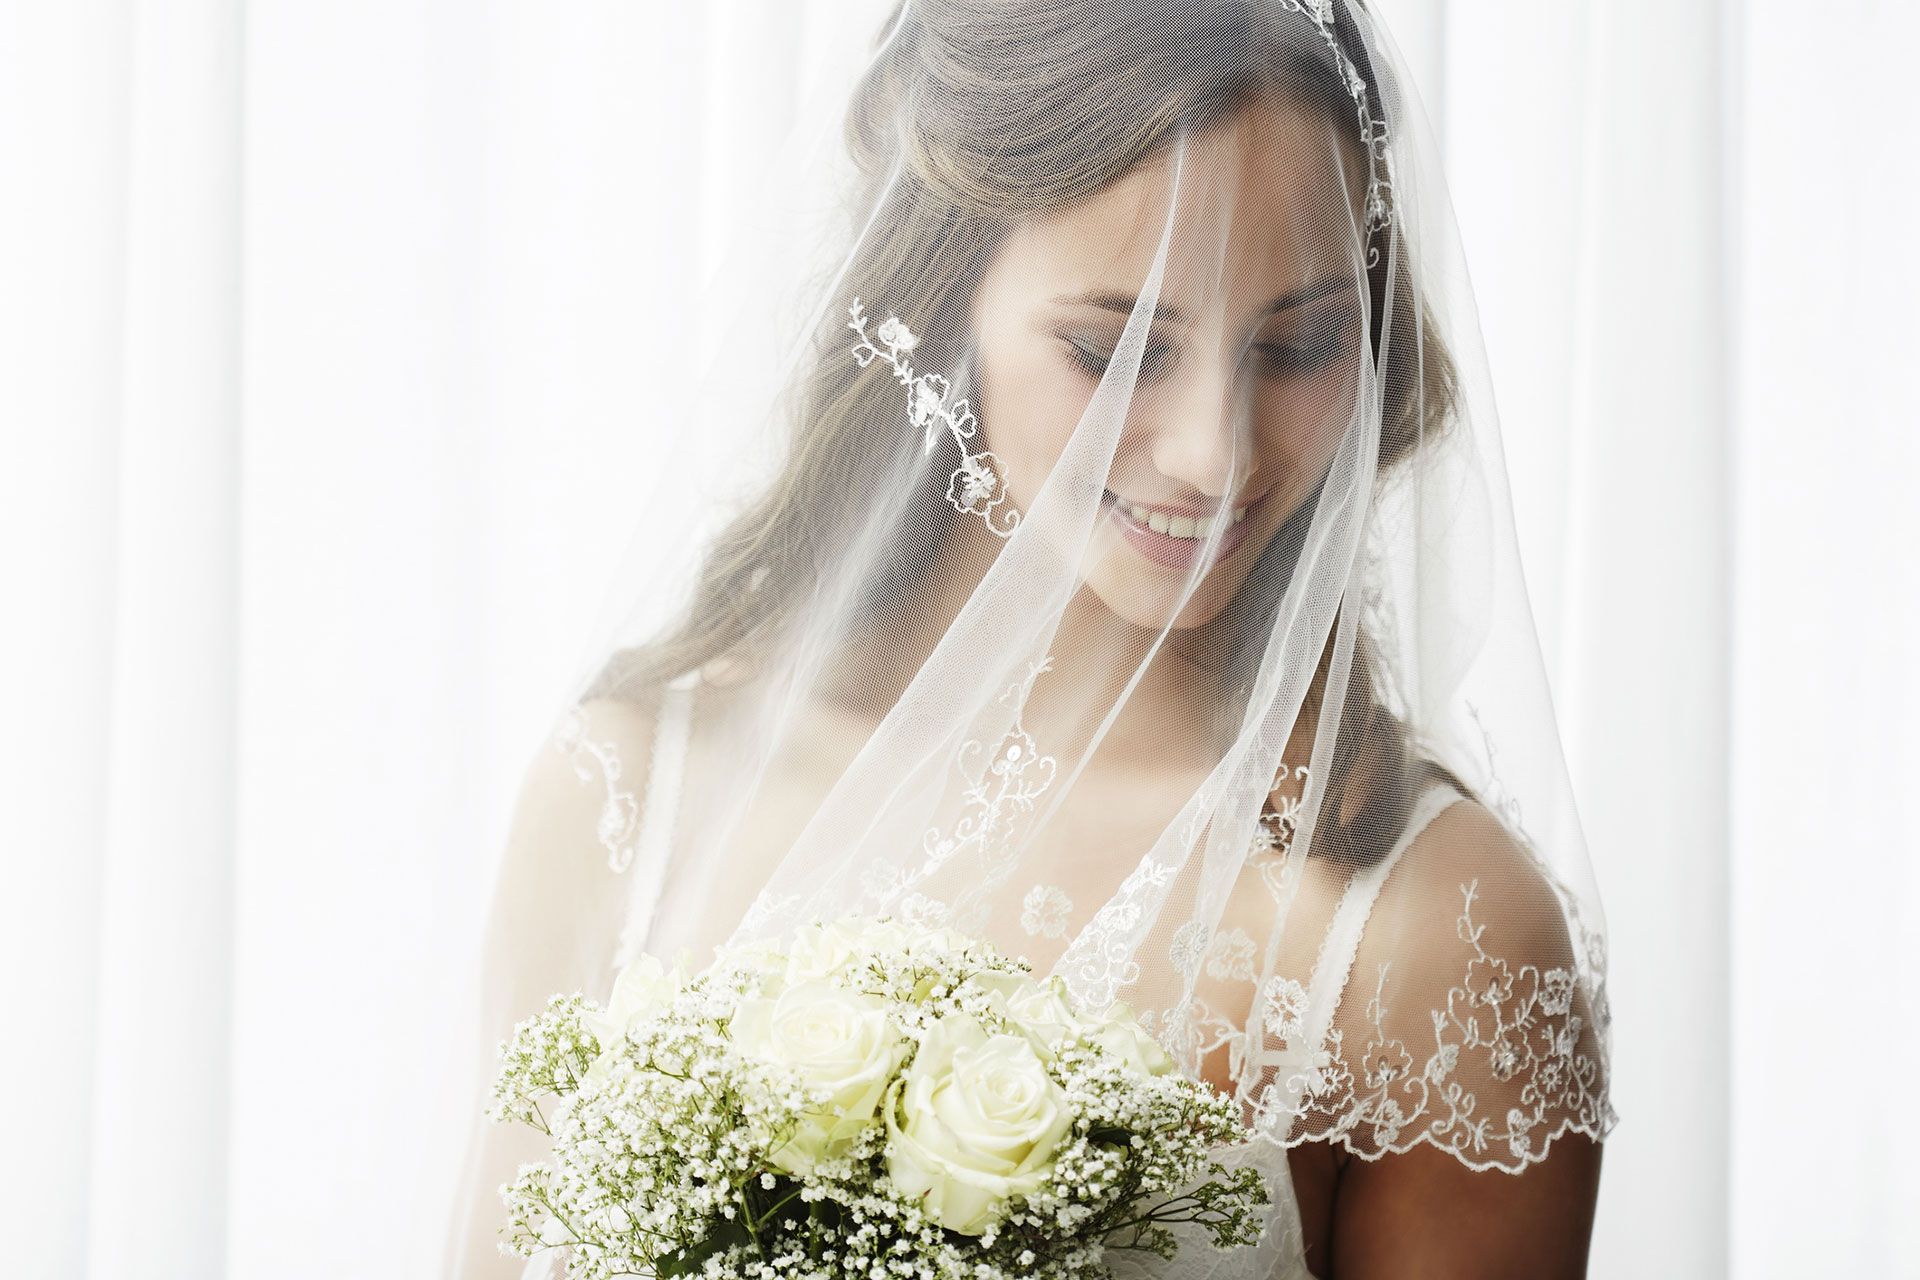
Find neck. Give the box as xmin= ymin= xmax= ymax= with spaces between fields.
xmin=870 ymin=509 xmax=1230 ymax=758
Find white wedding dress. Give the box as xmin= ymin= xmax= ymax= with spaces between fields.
xmin=548 ymin=678 xmax=1489 ymax=1280
xmin=454 ymin=5 xmax=1622 ymax=1273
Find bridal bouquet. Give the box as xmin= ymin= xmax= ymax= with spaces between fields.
xmin=486 ymin=915 xmax=1269 ymax=1279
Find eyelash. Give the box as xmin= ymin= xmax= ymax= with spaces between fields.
xmin=1063 ymin=325 xmax=1354 ymax=380
xmin=1064 ymin=338 xmax=1171 ymax=379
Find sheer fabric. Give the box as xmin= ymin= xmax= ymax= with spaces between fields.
xmin=442 ymin=2 xmax=1618 ymax=1274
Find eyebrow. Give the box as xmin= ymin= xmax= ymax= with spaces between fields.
xmin=1049 ymin=275 xmax=1357 ymax=324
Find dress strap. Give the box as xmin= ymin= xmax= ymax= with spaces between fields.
xmin=1294 ymin=781 xmax=1464 ymax=1075
xmin=611 ymin=671 xmax=700 ymax=971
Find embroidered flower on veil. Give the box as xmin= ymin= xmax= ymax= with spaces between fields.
xmin=848 ymin=297 xmax=1020 ymax=536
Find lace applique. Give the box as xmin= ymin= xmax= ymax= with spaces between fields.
xmin=1205 ymin=926 xmax=1258 ymax=982
xmin=859 ymin=859 xmax=908 ymax=903
xmin=1150 ymin=992 xmax=1243 ymax=1083
xmin=919 ymin=657 xmax=1057 ymax=875
xmin=1278 ymin=0 xmax=1395 ymax=249
xmin=1465 ymin=699 xmax=1616 ymax=1060
xmin=1252 ymin=763 xmax=1313 ymax=861
xmin=1055 ymin=852 xmax=1180 ymax=1012
xmin=847 ymin=298 xmax=1018 ymax=536
xmin=1020 ymin=884 xmax=1073 ymax=939
xmin=1249 ymin=763 xmax=1315 ymax=920
xmin=1356 ymin=517 xmax=1410 ymax=720
xmin=1057 ymin=763 xmax=1313 ymax=1048
xmin=863 ymin=658 xmax=1059 ymax=936
xmin=898 ymin=893 xmax=954 ymax=930
xmin=1463 ymin=702 xmax=1527 ymax=846
xmin=552 ymin=706 xmax=640 ymax=873
xmin=1169 ymin=920 xmax=1213 ymax=977
xmin=1275 ymin=879 xmax=1619 ymax=1171
xmin=1260 ymin=975 xmax=1311 ymax=1041
xmin=737 ymin=890 xmax=802 ymax=940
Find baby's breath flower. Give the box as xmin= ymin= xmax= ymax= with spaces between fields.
xmin=482 ymin=915 xmax=1269 ymax=1279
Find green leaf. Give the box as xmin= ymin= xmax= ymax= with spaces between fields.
xmin=651 ymin=1219 xmax=752 ymax=1279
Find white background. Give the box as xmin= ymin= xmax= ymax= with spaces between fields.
xmin=2 ymin=1 xmax=1914 ymax=1276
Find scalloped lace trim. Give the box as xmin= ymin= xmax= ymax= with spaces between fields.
xmin=1249 ymin=877 xmax=1619 ymax=1172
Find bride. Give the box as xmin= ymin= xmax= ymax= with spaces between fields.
xmin=443 ymin=0 xmax=1618 ymax=1275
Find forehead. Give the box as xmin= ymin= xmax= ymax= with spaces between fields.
xmin=992 ymin=95 xmax=1365 ymax=312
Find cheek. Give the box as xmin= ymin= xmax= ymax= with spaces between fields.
xmin=1252 ymin=368 xmax=1355 ymax=475
xmin=977 ymin=340 xmax=1088 ymax=486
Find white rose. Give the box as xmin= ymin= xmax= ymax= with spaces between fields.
xmin=884 ymin=1010 xmax=1073 ymax=1235
xmin=583 ymin=951 xmax=688 ymax=1041
xmin=783 ymin=918 xmax=875 ymax=984
xmin=860 ymin=915 xmax=971 ymax=956
xmin=1082 ymin=999 xmax=1175 ymax=1076
xmin=577 ymin=951 xmax=690 ymax=1091
xmin=785 ymin=915 xmax=971 ymax=987
xmin=846 ymin=915 xmax=915 ymax=956
xmin=962 ymin=971 xmax=1083 ymax=1060
xmin=731 ymin=980 xmax=905 ymax=1175
xmin=723 ymin=935 xmax=791 ymax=991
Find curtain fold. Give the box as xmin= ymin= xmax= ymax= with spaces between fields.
xmin=4 ymin=1 xmax=241 ymax=1276
xmin=1727 ymin=3 xmax=1920 ymax=1275
xmin=1548 ymin=0 xmax=1733 ymax=1273
xmin=2 ymin=0 xmax=1911 ymax=1275
xmin=88 ymin=2 xmax=243 ymax=1272
xmin=1 ymin=4 xmax=131 ymax=1271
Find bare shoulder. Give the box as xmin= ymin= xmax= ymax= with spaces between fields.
xmin=547 ymin=693 xmax=668 ymax=773
xmin=480 ymin=693 xmax=674 ymax=999
xmin=454 ymin=698 xmax=674 ymax=1278
xmin=1323 ymin=791 xmax=1609 ymax=1276
xmin=1372 ymin=789 xmax=1579 ymax=970
xmin=514 ymin=693 xmax=667 ymax=859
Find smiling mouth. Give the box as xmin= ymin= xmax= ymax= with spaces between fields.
xmin=1100 ymin=488 xmax=1270 ymax=570
xmin=1101 ymin=490 xmax=1265 ymax=539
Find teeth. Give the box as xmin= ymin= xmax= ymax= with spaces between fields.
xmin=1120 ymin=497 xmax=1253 ymax=538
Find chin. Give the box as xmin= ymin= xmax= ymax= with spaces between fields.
xmin=1083 ymin=564 xmax=1246 ymax=632
xmin=1072 ymin=514 xmax=1267 ymax=631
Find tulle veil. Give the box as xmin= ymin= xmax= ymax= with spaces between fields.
xmin=443 ymin=2 xmax=1618 ymax=1274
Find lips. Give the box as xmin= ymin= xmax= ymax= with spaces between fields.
xmin=1102 ymin=488 xmax=1267 ymax=571
xmin=1108 ymin=492 xmax=1255 ymax=536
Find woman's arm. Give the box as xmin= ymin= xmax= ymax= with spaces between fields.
xmin=1301 ymin=797 xmax=1615 ymax=1278
xmin=440 ymin=697 xmax=661 ymax=1279
xmin=1330 ymin=1135 xmax=1603 ymax=1279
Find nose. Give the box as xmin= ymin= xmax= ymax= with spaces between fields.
xmin=1147 ymin=351 xmax=1253 ymax=500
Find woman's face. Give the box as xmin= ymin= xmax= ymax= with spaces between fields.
xmin=970 ymin=94 xmax=1367 ymax=631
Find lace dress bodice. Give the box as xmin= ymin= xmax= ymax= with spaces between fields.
xmin=566 ymin=676 xmax=1475 ymax=1280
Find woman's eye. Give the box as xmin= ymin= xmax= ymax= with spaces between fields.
xmin=1064 ymin=337 xmax=1110 ymax=374
xmin=1252 ymin=317 xmax=1357 ymax=375
xmin=1062 ymin=320 xmax=1354 ymax=382
xmin=1063 ymin=337 xmax=1173 ymax=379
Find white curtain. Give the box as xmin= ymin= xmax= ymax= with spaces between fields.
xmin=3 ymin=1 xmax=1912 ymax=1276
